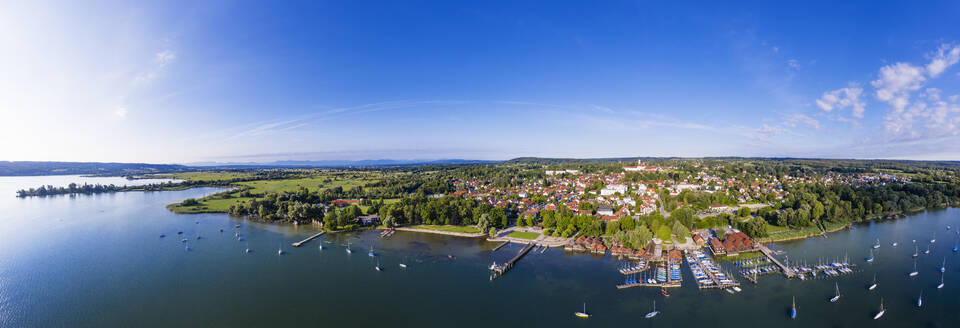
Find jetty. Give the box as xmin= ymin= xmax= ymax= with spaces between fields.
xmin=759 ymin=244 xmax=796 ymax=278
xmin=292 ymin=231 xmax=326 ymax=247
xmin=491 ymin=241 xmax=509 ymax=252
xmin=491 ymin=243 xmax=536 ymax=280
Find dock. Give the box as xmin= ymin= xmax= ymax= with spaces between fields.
xmin=491 ymin=243 xmax=536 ymax=280
xmin=759 ymin=244 xmax=796 ymax=278
xmin=292 ymin=231 xmax=326 ymax=247
xmin=491 ymin=241 xmax=509 ymax=252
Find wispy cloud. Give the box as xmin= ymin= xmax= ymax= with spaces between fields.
xmin=134 ymin=49 xmax=177 ymax=84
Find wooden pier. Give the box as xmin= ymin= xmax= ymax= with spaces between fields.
xmin=616 ymin=282 xmax=681 ymax=290
xmin=491 ymin=243 xmax=536 ymax=280
xmin=759 ymin=244 xmax=796 ymax=278
xmin=292 ymin=231 xmax=326 ymax=247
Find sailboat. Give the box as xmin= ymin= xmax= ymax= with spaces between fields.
xmin=375 ymin=259 xmax=382 ymax=271
xmin=892 ymin=241 xmax=898 ymax=247
xmin=866 ymin=249 xmax=874 ymax=262
xmin=910 ymin=259 xmax=919 ymax=277
xmin=873 ymin=298 xmax=885 ymax=320
xmin=938 ymin=272 xmax=945 ymax=289
xmin=873 ymin=238 xmax=881 ymax=249
xmin=277 ymin=245 xmax=285 ymax=255
xmin=913 ymin=245 xmax=919 ymax=258
xmin=830 ymin=282 xmax=841 ymax=302
xmin=346 ymin=241 xmax=352 ymax=254
xmin=940 ymin=258 xmax=946 ymax=273
xmin=790 ymin=296 xmax=797 ymax=319
xmin=489 ymin=261 xmax=497 ymax=270
xmin=574 ymin=302 xmax=590 ymax=318
xmin=869 ymin=274 xmax=878 ymax=291
xmin=925 ymin=244 xmax=931 ymax=254
xmin=245 ymin=242 xmax=252 ymax=253
xmin=917 ymin=290 xmax=922 ymax=308
xmin=953 ymin=242 xmax=958 ymax=252
xmin=184 ymin=242 xmax=191 ymax=251
xmin=644 ymin=300 xmax=659 ymax=318
xmin=931 ymin=233 xmax=936 ymax=243
xmin=368 ymin=246 xmax=376 ymax=257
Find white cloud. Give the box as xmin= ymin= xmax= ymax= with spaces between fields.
xmin=590 ymin=104 xmax=615 ymax=114
xmin=926 ymin=44 xmax=960 ymax=77
xmin=787 ymin=59 xmax=800 ymax=70
xmin=786 ymin=113 xmax=820 ymax=129
xmin=155 ymin=50 xmax=176 ymax=66
xmin=815 ymin=86 xmax=865 ymax=118
xmin=871 ymin=62 xmax=925 ymax=111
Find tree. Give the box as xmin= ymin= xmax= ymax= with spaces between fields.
xmin=656 ymin=225 xmax=672 ymax=241
xmin=671 ymin=221 xmax=690 ymax=239
xmin=737 ymin=206 xmax=751 ymax=217
xmin=476 ymin=214 xmax=491 ymax=234
xmin=525 ymin=214 xmax=535 ymax=227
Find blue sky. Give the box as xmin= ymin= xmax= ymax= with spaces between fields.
xmin=2 ymin=1 xmax=960 ymax=163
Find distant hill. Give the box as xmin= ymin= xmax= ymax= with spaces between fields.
xmin=0 ymin=161 xmax=190 ymax=176
xmin=188 ymin=159 xmax=498 ymax=168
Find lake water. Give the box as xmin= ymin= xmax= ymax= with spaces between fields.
xmin=0 ymin=176 xmax=958 ymax=327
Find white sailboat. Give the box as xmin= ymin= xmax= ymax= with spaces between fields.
xmin=644 ymin=300 xmax=659 ymax=318
xmin=375 ymin=259 xmax=382 ymax=271
xmin=574 ymin=302 xmax=590 ymax=318
xmin=910 ymin=258 xmax=919 ymax=277
xmin=873 ymin=298 xmax=885 ymax=320
xmin=940 ymin=258 xmax=946 ymax=273
xmin=916 ymin=290 xmax=922 ymax=308
xmin=489 ymin=261 xmax=497 ymax=271
xmin=869 ymin=274 xmax=878 ymax=291
xmin=930 ymin=233 xmax=936 ymax=243
xmin=829 ymin=282 xmax=841 ymax=302
xmin=346 ymin=241 xmax=352 ymax=254
xmin=866 ymin=249 xmax=874 ymax=262
xmin=913 ymin=245 xmax=919 ymax=258
xmin=938 ymin=272 xmax=945 ymax=289
xmin=278 ymin=245 xmax=284 ymax=255
xmin=873 ymin=238 xmax=880 ymax=249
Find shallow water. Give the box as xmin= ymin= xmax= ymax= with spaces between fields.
xmin=0 ymin=176 xmax=958 ymax=327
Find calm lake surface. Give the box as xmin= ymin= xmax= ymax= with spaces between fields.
xmin=1 ymin=176 xmax=959 ymax=327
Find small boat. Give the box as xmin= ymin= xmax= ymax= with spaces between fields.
xmin=916 ymin=290 xmax=922 ymax=308
xmin=489 ymin=262 xmax=497 ymax=270
xmin=177 ymin=231 xmax=183 ymax=235
xmin=790 ymin=296 xmax=797 ymax=319
xmin=448 ymin=254 xmax=455 ymax=259
xmin=219 ymin=228 xmax=223 ymax=232
xmin=866 ymin=249 xmax=874 ymax=262
xmin=931 ymin=233 xmax=936 ymax=244
xmin=399 ymin=263 xmax=407 ymax=268
xmin=953 ymin=244 xmax=958 ymax=252
xmin=346 ymin=241 xmax=352 ymax=254
xmin=368 ymin=246 xmax=375 ymax=257
xmin=196 ymin=235 xmax=202 ymax=240
xmin=910 ymin=259 xmax=919 ymax=277
xmin=892 ymin=242 xmax=898 ymax=247
xmin=829 ymin=282 xmax=841 ymax=303
xmin=661 ymin=288 xmax=670 ymax=297
xmin=913 ymin=246 xmax=919 ymax=258
xmin=574 ymin=302 xmax=590 ymax=318
xmin=644 ymin=300 xmax=659 ymax=319
xmin=873 ymin=238 xmax=881 ymax=249
xmin=938 ymin=272 xmax=945 ymax=289
xmin=195 ymin=221 xmax=199 ymax=224
xmin=278 ymin=247 xmax=284 ymax=255
xmin=725 ymin=288 xmax=735 ymax=294
xmin=234 ymin=224 xmax=240 ymax=228
xmin=873 ymin=298 xmax=885 ymax=320
xmin=180 ymin=238 xmax=188 ymax=243
xmin=184 ymin=243 xmax=191 ymax=251
xmin=948 ymin=225 xmax=952 ymax=230
xmin=375 ymin=259 xmax=381 ymax=271
xmin=925 ymin=244 xmax=931 ymax=254
xmin=941 ymin=258 xmax=946 ymax=273
xmin=318 ymin=244 xmax=324 ymax=250
xmin=869 ymin=274 xmax=878 ymax=291
xmin=732 ymin=286 xmax=742 ymax=292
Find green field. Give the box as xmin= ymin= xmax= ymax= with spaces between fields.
xmin=506 ymin=231 xmax=540 ymax=240
xmin=164 ymin=170 xmax=389 ymax=214
xmin=407 ymin=225 xmax=481 ymax=234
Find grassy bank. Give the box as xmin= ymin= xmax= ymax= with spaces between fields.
xmin=506 ymin=231 xmax=540 ymax=240
xmin=406 ymin=225 xmax=481 ymax=234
